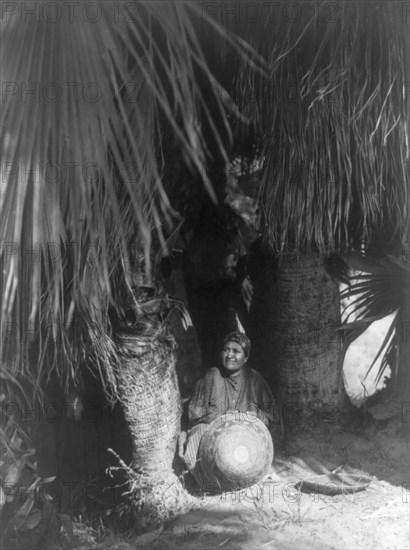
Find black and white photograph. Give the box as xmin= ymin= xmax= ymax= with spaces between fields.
xmin=1 ymin=1 xmax=409 ymax=549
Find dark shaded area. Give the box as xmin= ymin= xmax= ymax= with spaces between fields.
xmin=182 ymin=205 xmax=253 ymax=368
xmin=32 ymin=371 xmax=133 ymax=514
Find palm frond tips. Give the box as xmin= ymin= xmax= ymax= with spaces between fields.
xmin=229 ymin=0 xmax=408 ymax=254
xmin=0 ymin=0 xmax=246 ymax=390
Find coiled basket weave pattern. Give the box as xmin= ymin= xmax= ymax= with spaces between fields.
xmin=116 ymin=332 xmax=181 ymax=477
xmin=198 ymin=412 xmax=274 ymax=492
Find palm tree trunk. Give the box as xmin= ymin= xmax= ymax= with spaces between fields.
xmin=115 ymin=331 xmax=192 ymax=525
xmin=273 ymin=252 xmax=345 ymax=424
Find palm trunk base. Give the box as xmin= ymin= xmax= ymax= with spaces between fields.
xmin=115 ymin=332 xmax=192 ymax=524
xmin=118 ymin=470 xmax=195 ymax=529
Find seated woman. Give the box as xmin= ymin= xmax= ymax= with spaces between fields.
xmin=179 ymin=331 xmax=276 ymax=473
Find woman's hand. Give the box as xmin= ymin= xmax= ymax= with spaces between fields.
xmin=244 ymin=410 xmax=258 ymax=422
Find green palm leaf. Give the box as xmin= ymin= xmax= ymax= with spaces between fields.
xmin=339 ymin=254 xmax=408 ymax=386
xmin=0 ymin=0 xmax=257 ymax=391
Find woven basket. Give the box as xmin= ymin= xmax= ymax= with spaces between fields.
xmin=198 ymin=413 xmax=274 ymax=491
xmin=116 ymin=331 xmax=181 ymax=477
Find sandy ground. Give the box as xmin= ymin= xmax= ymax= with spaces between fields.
xmin=67 ymin=419 xmax=409 ymax=550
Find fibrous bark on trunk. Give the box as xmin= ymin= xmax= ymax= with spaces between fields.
xmin=115 ymin=331 xmax=193 ymax=526
xmin=273 ymin=252 xmax=345 ymax=423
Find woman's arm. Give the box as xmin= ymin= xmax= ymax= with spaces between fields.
xmin=187 ymin=368 xmax=218 ymax=427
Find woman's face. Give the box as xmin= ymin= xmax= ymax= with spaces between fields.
xmin=221 ymin=341 xmax=247 ymax=375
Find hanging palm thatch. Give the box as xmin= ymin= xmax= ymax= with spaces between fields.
xmin=222 ymin=0 xmax=409 ymax=255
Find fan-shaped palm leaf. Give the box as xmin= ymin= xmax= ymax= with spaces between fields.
xmin=0 ymin=0 xmax=260 ymax=392
xmin=339 ymin=254 xmax=408 ymax=386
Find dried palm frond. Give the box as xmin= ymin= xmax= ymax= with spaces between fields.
xmin=224 ymin=0 xmax=409 ymax=255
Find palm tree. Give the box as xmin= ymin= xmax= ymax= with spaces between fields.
xmin=216 ymin=0 xmax=409 ymax=419
xmin=1 ymin=0 xmax=408 ymax=523
xmin=0 ymin=0 xmax=246 ymax=523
